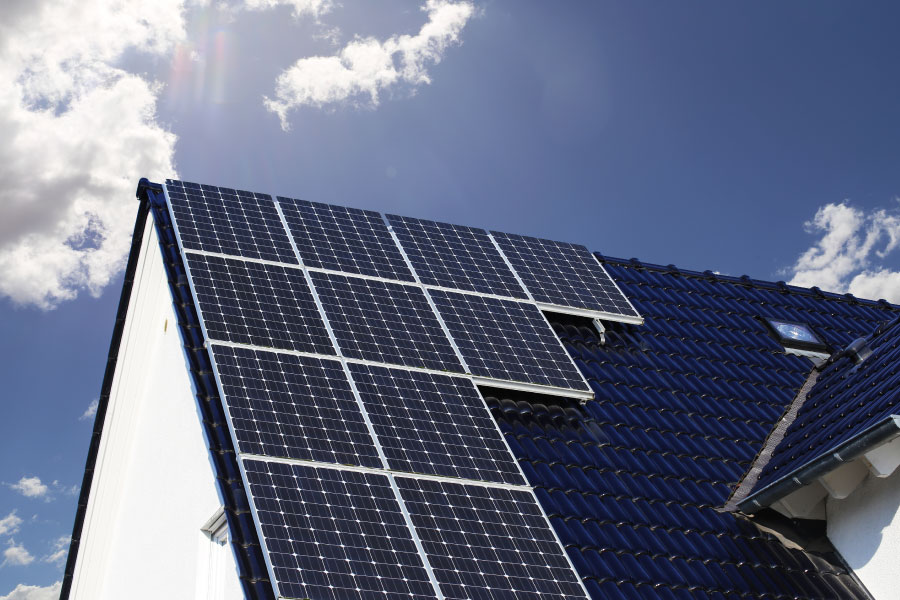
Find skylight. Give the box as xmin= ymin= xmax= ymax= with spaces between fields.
xmin=765 ymin=318 xmax=827 ymax=352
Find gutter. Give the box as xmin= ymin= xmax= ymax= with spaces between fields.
xmin=738 ymin=414 xmax=900 ymax=513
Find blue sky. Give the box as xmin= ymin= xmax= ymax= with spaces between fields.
xmin=2 ymin=1 xmax=900 ymax=596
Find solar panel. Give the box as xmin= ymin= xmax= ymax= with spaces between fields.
xmin=491 ymin=231 xmax=639 ymax=317
xmin=212 ymin=345 xmax=381 ymax=468
xmin=243 ymin=460 xmax=439 ymax=600
xmin=429 ymin=290 xmax=589 ymax=391
xmin=347 ymin=363 xmax=526 ymax=485
xmin=386 ymin=215 xmax=527 ymax=299
xmin=185 ymin=253 xmax=335 ymax=355
xmin=310 ymin=271 xmax=463 ymax=373
xmin=395 ymin=477 xmax=588 ymax=600
xmin=166 ymin=179 xmax=297 ymax=264
xmin=280 ymin=197 xmax=414 ymax=282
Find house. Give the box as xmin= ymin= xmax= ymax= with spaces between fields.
xmin=60 ymin=178 xmax=900 ymax=599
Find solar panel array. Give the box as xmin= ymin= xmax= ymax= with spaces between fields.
xmin=348 ymin=363 xmax=526 ymax=485
xmin=164 ymin=180 xmax=596 ymax=600
xmin=387 ymin=215 xmax=527 ymax=299
xmin=396 ymin=477 xmax=588 ymax=600
xmin=185 ymin=252 xmax=335 ymax=355
xmin=281 ymin=197 xmax=414 ymax=281
xmin=310 ymin=271 xmax=463 ymax=373
xmin=430 ymin=289 xmax=590 ymax=391
xmin=212 ymin=345 xmax=381 ymax=468
xmin=492 ymin=231 xmax=639 ymax=316
xmin=244 ymin=460 xmax=439 ymax=600
xmin=166 ymin=179 xmax=297 ymax=263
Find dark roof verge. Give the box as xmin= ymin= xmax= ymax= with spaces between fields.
xmin=724 ymin=368 xmax=822 ymax=513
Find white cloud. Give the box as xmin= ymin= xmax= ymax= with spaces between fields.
xmin=264 ymin=0 xmax=475 ymax=129
xmin=787 ymin=200 xmax=900 ymax=302
xmin=242 ymin=0 xmax=333 ymax=18
xmin=0 ymin=513 xmax=22 ymax=537
xmin=41 ymin=537 xmax=69 ymax=567
xmin=11 ymin=478 xmax=48 ymax=499
xmin=2 ymin=541 xmax=34 ymax=567
xmin=80 ymin=399 xmax=99 ymax=421
xmin=0 ymin=0 xmax=182 ymax=309
xmin=0 ymin=582 xmax=60 ymax=600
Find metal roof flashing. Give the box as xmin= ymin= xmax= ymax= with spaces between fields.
xmin=737 ymin=415 xmax=900 ymax=515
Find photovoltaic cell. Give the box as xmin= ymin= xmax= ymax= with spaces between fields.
xmin=430 ymin=289 xmax=589 ymax=391
xmin=347 ymin=363 xmax=526 ymax=485
xmin=491 ymin=231 xmax=639 ymax=316
xmin=310 ymin=271 xmax=463 ymax=373
xmin=186 ymin=253 xmax=335 ymax=355
xmin=396 ymin=477 xmax=588 ymax=600
xmin=280 ymin=197 xmax=414 ymax=282
xmin=166 ymin=179 xmax=297 ymax=263
xmin=386 ymin=215 xmax=527 ymax=298
xmin=212 ymin=345 xmax=381 ymax=468
xmin=243 ymin=460 xmax=439 ymax=600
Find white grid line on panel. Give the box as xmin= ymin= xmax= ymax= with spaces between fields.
xmin=430 ymin=289 xmax=592 ymax=393
xmin=346 ymin=363 xmax=527 ymax=486
xmin=183 ymin=247 xmax=303 ymax=270
xmin=386 ymin=475 xmax=447 ymax=600
xmin=183 ymin=251 xmax=335 ymax=355
xmin=393 ymin=475 xmax=592 ymax=600
xmin=273 ymin=200 xmax=392 ymax=469
xmin=278 ymin=195 xmax=416 ymax=282
xmin=487 ymin=230 xmax=537 ymax=302
xmin=491 ymin=230 xmax=641 ymax=320
xmin=239 ymin=454 xmax=533 ymax=492
xmin=206 ymin=340 xmax=594 ymax=400
xmin=241 ymin=458 xmax=443 ymax=599
xmin=382 ymin=216 xmax=472 ymax=374
xmin=165 ymin=179 xmax=296 ymax=263
xmin=386 ymin=214 xmax=528 ymax=300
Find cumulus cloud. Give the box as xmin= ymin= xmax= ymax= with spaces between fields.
xmin=2 ymin=541 xmax=34 ymax=567
xmin=41 ymin=537 xmax=69 ymax=567
xmin=787 ymin=201 xmax=900 ymax=302
xmin=0 ymin=582 xmax=60 ymax=600
xmin=0 ymin=514 xmax=22 ymax=538
xmin=264 ymin=0 xmax=475 ymax=129
xmin=80 ymin=399 xmax=99 ymax=421
xmin=10 ymin=478 xmax=48 ymax=499
xmin=0 ymin=0 xmax=182 ymax=309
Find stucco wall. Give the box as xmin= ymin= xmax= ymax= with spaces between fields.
xmin=68 ymin=220 xmax=243 ymax=599
xmin=828 ymin=469 xmax=900 ymax=600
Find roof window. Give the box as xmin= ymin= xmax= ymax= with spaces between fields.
xmin=765 ymin=319 xmax=828 ymax=353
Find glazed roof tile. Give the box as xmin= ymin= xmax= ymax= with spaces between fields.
xmin=483 ymin=256 xmax=897 ymax=599
xmin=753 ymin=315 xmax=900 ymax=494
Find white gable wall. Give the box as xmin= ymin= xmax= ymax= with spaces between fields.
xmin=69 ymin=219 xmax=243 ymax=599
xmin=827 ymin=468 xmax=900 ymax=600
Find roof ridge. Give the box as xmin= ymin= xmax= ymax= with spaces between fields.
xmin=595 ymin=253 xmax=900 ymax=310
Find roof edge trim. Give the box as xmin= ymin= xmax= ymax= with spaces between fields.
xmin=59 ymin=186 xmax=152 ymax=599
xmin=737 ymin=414 xmax=900 ymax=513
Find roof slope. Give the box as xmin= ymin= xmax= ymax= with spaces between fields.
xmin=485 ymin=257 xmax=896 ymax=599
xmin=751 ymin=315 xmax=900 ymax=496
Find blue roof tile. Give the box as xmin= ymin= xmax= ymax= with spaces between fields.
xmin=486 ymin=256 xmax=897 ymax=599
xmin=752 ymin=315 xmax=900 ymax=495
